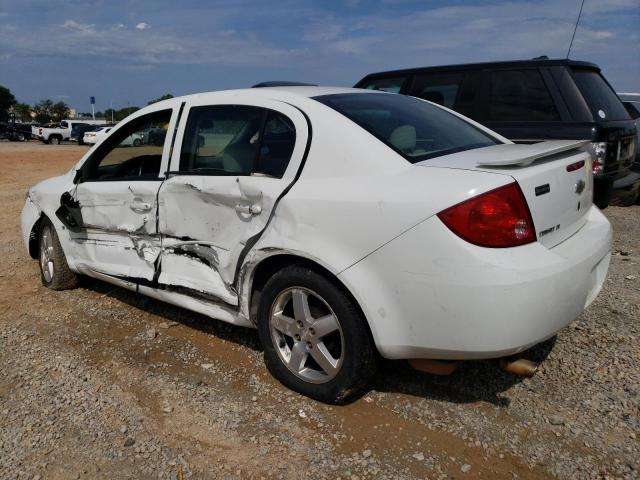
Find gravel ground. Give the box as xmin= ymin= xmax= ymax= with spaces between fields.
xmin=0 ymin=142 xmax=638 ymax=479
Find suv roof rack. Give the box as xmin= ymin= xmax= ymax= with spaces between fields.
xmin=251 ymin=81 xmax=317 ymax=88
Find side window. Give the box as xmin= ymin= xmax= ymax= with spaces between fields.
xmin=410 ymin=73 xmax=465 ymax=108
xmin=360 ymin=76 xmax=406 ymax=93
xmin=488 ymin=70 xmax=560 ymax=121
xmin=255 ymin=111 xmax=296 ymax=177
xmin=84 ymin=110 xmax=171 ymax=181
xmin=180 ymin=105 xmax=264 ymax=174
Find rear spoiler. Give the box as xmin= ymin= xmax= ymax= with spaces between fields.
xmin=476 ymin=140 xmax=590 ymax=167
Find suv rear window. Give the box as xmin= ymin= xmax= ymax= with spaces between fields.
xmin=314 ymin=92 xmax=498 ymax=162
xmin=571 ymin=69 xmax=630 ymax=121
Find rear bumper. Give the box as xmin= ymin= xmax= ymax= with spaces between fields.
xmin=339 ymin=206 xmax=612 ymax=360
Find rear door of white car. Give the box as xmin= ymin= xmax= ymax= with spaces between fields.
xmin=69 ymin=104 xmax=179 ymax=280
xmin=156 ymin=98 xmax=309 ymax=305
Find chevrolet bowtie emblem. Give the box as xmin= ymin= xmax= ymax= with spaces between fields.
xmin=574 ymin=179 xmax=586 ymax=194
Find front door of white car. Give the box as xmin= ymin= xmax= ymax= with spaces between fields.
xmin=156 ymin=100 xmax=308 ymax=305
xmin=69 ymin=107 xmax=178 ymax=280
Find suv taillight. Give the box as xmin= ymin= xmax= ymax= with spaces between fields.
xmin=437 ymin=183 xmax=536 ymax=248
xmin=589 ymin=142 xmax=606 ymax=175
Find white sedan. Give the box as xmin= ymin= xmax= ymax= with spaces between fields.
xmin=84 ymin=127 xmax=143 ymax=146
xmin=21 ymin=87 xmax=611 ymax=403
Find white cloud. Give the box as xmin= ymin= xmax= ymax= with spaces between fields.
xmin=135 ymin=22 xmax=149 ymax=31
xmin=59 ymin=20 xmax=95 ymax=34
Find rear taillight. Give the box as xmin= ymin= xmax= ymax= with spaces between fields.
xmin=437 ymin=183 xmax=536 ymax=248
xmin=589 ymin=142 xmax=606 ymax=175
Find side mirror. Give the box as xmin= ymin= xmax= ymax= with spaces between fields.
xmin=55 ymin=192 xmax=83 ymax=232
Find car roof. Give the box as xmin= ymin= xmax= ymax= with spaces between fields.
xmin=152 ymin=86 xmax=372 ymax=108
xmin=356 ymin=58 xmax=600 ymax=80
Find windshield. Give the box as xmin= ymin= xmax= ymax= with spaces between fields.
xmin=571 ymin=69 xmax=630 ymax=121
xmin=314 ymin=92 xmax=498 ymax=162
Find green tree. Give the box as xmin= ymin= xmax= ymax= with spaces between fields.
xmin=34 ymin=99 xmax=54 ymax=124
xmin=51 ymin=101 xmax=70 ymax=122
xmin=13 ymin=103 xmax=32 ymax=122
xmin=0 ymin=85 xmax=17 ymax=122
xmin=104 ymin=106 xmax=139 ymax=122
xmin=147 ymin=93 xmax=173 ymax=105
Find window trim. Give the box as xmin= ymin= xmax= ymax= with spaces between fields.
xmin=78 ymin=108 xmax=174 ymax=183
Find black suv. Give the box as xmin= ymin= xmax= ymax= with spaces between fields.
xmin=355 ymin=59 xmax=637 ymax=208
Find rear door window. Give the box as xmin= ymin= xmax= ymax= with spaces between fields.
xmin=359 ymin=76 xmax=406 ymax=93
xmin=179 ymin=105 xmax=297 ymax=178
xmin=488 ymin=69 xmax=560 ymax=121
xmin=409 ymin=73 xmax=464 ymax=108
xmin=180 ymin=105 xmax=264 ymax=174
xmin=571 ymin=69 xmax=630 ymax=121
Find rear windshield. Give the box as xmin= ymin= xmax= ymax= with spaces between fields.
xmin=571 ymin=69 xmax=630 ymax=121
xmin=314 ymin=93 xmax=498 ymax=162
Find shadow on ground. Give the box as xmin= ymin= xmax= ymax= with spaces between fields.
xmin=373 ymin=335 xmax=556 ymax=407
xmin=82 ymin=277 xmax=556 ymax=407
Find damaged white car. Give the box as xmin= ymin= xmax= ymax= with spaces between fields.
xmin=22 ymin=87 xmax=612 ymax=403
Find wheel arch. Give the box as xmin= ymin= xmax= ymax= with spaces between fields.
xmin=243 ymin=251 xmax=378 ymax=349
xmin=27 ymin=214 xmax=44 ymax=259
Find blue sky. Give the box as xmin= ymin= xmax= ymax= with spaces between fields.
xmin=0 ymin=0 xmax=638 ymax=112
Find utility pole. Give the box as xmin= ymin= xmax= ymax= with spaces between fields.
xmin=90 ymin=96 xmax=95 ymax=120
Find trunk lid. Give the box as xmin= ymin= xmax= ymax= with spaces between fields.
xmin=417 ymin=140 xmax=593 ymax=248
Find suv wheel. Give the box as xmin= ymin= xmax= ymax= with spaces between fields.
xmin=39 ymin=218 xmax=78 ymax=290
xmin=257 ymin=266 xmax=377 ymax=404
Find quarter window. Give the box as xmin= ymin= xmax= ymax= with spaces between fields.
xmin=83 ymin=110 xmax=171 ymax=181
xmin=488 ymin=70 xmax=560 ymax=121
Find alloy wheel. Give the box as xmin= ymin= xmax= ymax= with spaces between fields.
xmin=269 ymin=287 xmax=344 ymax=384
xmin=39 ymin=225 xmax=55 ymax=283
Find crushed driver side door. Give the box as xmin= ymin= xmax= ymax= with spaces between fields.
xmin=67 ymin=105 xmax=179 ymax=280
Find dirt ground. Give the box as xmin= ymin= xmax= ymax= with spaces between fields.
xmin=0 ymin=142 xmax=638 ymax=480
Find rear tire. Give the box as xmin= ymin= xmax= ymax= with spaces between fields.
xmin=49 ymin=136 xmax=61 ymax=145
xmin=257 ymin=266 xmax=377 ymax=404
xmin=38 ymin=218 xmax=78 ymax=290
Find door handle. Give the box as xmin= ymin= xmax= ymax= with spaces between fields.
xmin=235 ymin=203 xmax=262 ymax=215
xmin=130 ymin=201 xmax=152 ymax=212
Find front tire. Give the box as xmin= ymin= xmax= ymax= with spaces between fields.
xmin=257 ymin=266 xmax=377 ymax=404
xmin=38 ymin=218 xmax=78 ymax=290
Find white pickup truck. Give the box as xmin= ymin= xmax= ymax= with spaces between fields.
xmin=34 ymin=119 xmax=106 ymax=144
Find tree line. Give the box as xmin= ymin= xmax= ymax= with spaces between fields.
xmin=0 ymin=85 xmax=173 ymax=124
